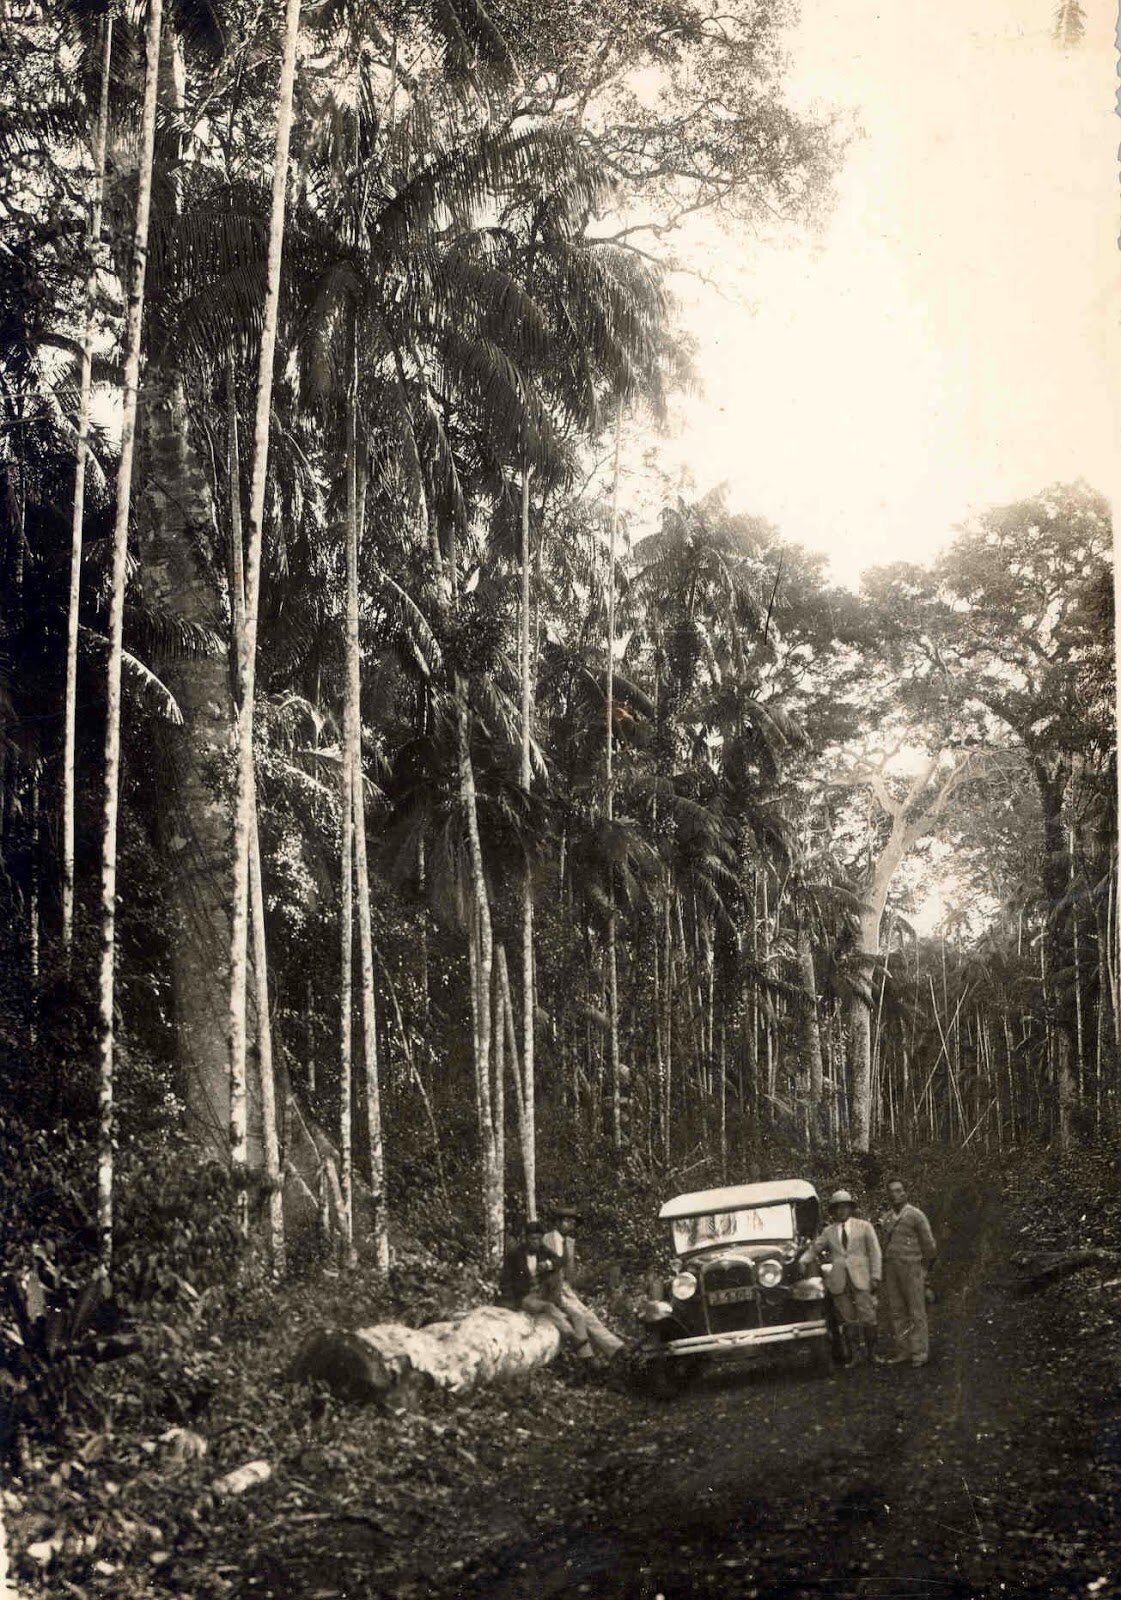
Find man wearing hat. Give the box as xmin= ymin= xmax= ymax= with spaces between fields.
xmin=803 ymin=1190 xmax=882 ymax=1365
xmin=543 ymin=1205 xmax=626 ymax=1363
xmin=499 ymin=1219 xmax=597 ymax=1360
xmin=543 ymin=1206 xmax=582 ymax=1283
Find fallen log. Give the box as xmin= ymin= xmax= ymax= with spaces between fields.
xmin=1011 ymin=1248 xmax=1121 ymax=1294
xmin=290 ymin=1306 xmax=562 ymax=1408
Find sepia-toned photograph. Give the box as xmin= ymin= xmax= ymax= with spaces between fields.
xmin=0 ymin=0 xmax=1116 ymax=1595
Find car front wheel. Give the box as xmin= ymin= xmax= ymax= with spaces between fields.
xmin=639 ymin=1353 xmax=704 ymax=1401
xmin=806 ymin=1336 xmax=834 ymax=1377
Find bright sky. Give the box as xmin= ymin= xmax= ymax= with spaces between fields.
xmin=654 ymin=0 xmax=1120 ymax=587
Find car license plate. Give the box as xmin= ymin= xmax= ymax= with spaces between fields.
xmin=707 ymin=1286 xmax=754 ymax=1306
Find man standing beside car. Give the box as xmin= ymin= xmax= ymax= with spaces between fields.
xmin=876 ymin=1177 xmax=937 ymax=1368
xmin=804 ymin=1190 xmax=882 ymax=1366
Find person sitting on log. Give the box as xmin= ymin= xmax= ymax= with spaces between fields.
xmin=542 ymin=1206 xmax=627 ymax=1363
xmin=499 ymin=1220 xmax=597 ymax=1361
xmin=543 ymin=1205 xmax=583 ymax=1283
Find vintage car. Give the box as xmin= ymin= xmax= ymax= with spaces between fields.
xmin=637 ymin=1178 xmax=832 ymax=1393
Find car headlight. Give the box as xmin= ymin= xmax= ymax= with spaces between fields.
xmin=757 ymin=1258 xmax=783 ymax=1289
xmin=670 ymin=1271 xmax=698 ymax=1301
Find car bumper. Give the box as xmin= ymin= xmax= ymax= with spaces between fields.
xmin=664 ymin=1319 xmax=829 ymax=1357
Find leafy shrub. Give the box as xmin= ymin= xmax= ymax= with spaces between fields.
xmin=0 ymin=1263 xmax=139 ymax=1468
xmin=114 ymin=1146 xmax=246 ymax=1308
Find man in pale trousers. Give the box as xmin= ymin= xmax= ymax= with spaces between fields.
xmin=877 ymin=1177 xmax=937 ymax=1368
xmin=803 ymin=1190 xmax=882 ymax=1365
xmin=543 ymin=1206 xmax=625 ymax=1363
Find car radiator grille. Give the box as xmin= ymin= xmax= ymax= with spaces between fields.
xmin=701 ymin=1262 xmax=759 ymax=1334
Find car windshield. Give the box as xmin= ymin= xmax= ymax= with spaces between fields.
xmin=672 ymin=1203 xmax=796 ymax=1255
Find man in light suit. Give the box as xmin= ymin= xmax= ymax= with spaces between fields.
xmin=803 ymin=1190 xmax=882 ymax=1366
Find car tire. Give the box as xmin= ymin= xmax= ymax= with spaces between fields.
xmin=640 ymin=1354 xmax=702 ymax=1401
xmin=806 ymin=1336 xmax=834 ymax=1377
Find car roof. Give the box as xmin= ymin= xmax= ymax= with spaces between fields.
xmin=658 ymin=1179 xmax=819 ymax=1221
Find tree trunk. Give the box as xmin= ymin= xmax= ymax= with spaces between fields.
xmin=1035 ymin=765 xmax=1077 ymax=1146
xmin=250 ymin=803 xmax=285 ymax=1271
xmin=848 ymin=984 xmax=873 ymax=1151
xmin=226 ymin=368 xmax=284 ymax=1270
xmin=456 ymin=676 xmax=502 ymax=1262
xmin=606 ymin=408 xmax=622 ymax=1148
xmin=518 ymin=463 xmax=537 ymax=1214
xmin=96 ymin=0 xmax=163 ymax=1276
xmin=135 ymin=377 xmax=243 ymax=1152
xmin=339 ymin=680 xmax=355 ymax=1262
xmin=496 ymin=942 xmax=530 ymax=1213
xmin=347 ymin=390 xmax=389 ymax=1271
xmin=292 ymin=1307 xmax=561 ymax=1405
xmin=63 ymin=13 xmax=113 ymax=954
xmin=662 ymin=890 xmax=673 ymax=1161
xmin=227 ymin=0 xmax=302 ymax=1233
xmin=796 ymin=924 xmax=824 ymax=1143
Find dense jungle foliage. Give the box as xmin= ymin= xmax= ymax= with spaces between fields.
xmin=0 ymin=0 xmax=1115 ymax=1530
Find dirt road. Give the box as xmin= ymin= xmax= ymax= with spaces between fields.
xmin=421 ymin=1172 xmax=1120 ymax=1600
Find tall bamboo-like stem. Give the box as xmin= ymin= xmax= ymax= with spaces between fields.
xmin=662 ymin=892 xmax=673 ymax=1161
xmin=227 ymin=0 xmax=302 ymax=1235
xmin=96 ymin=0 xmax=163 ymax=1278
xmin=718 ymin=1023 xmax=727 ymax=1178
xmin=796 ymin=924 xmax=824 ymax=1146
xmin=249 ymin=804 xmax=284 ymax=1270
xmin=492 ymin=957 xmax=505 ymax=1208
xmin=496 ymin=944 xmax=529 ymax=1210
xmin=347 ymin=382 xmax=389 ymax=1270
xmin=429 ymin=469 xmax=498 ymax=1250
xmin=457 ymin=679 xmax=501 ymax=1260
xmin=227 ymin=362 xmax=284 ymax=1271
xmin=339 ymin=704 xmax=355 ymax=1259
xmin=1108 ymin=851 xmax=1119 ymax=1055
xmin=760 ymin=873 xmax=774 ymax=1100
xmin=63 ymin=14 xmax=113 ymax=954
xmin=606 ymin=405 xmax=622 ymax=1148
xmin=518 ymin=462 xmax=537 ymax=1214
xmin=1069 ymin=830 xmax=1085 ymax=1095
xmin=652 ymin=929 xmax=664 ymax=1143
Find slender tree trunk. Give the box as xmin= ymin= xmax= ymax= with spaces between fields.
xmin=456 ymin=676 xmax=501 ymax=1261
xmin=796 ymin=924 xmax=824 ymax=1145
xmin=227 ymin=0 xmax=302 ymax=1233
xmin=96 ymin=0 xmax=163 ymax=1277
xmin=719 ymin=1024 xmax=727 ymax=1178
xmin=606 ymin=408 xmax=622 ymax=1148
xmin=1070 ymin=833 xmax=1085 ymax=1096
xmin=227 ymin=368 xmax=284 ymax=1270
xmin=347 ymin=392 xmax=389 ymax=1270
xmin=496 ymin=943 xmax=530 ymax=1213
xmin=760 ymin=874 xmax=774 ymax=1102
xmin=63 ymin=14 xmax=113 ymax=954
xmin=518 ymin=463 xmax=537 ymax=1214
xmin=339 ymin=723 xmax=355 ymax=1261
xmin=338 ymin=407 xmax=356 ymax=1259
xmin=249 ymin=804 xmax=284 ymax=1270
xmin=662 ymin=891 xmax=673 ymax=1162
xmin=1036 ymin=768 xmax=1077 ymax=1145
xmin=492 ymin=957 xmax=505 ymax=1209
